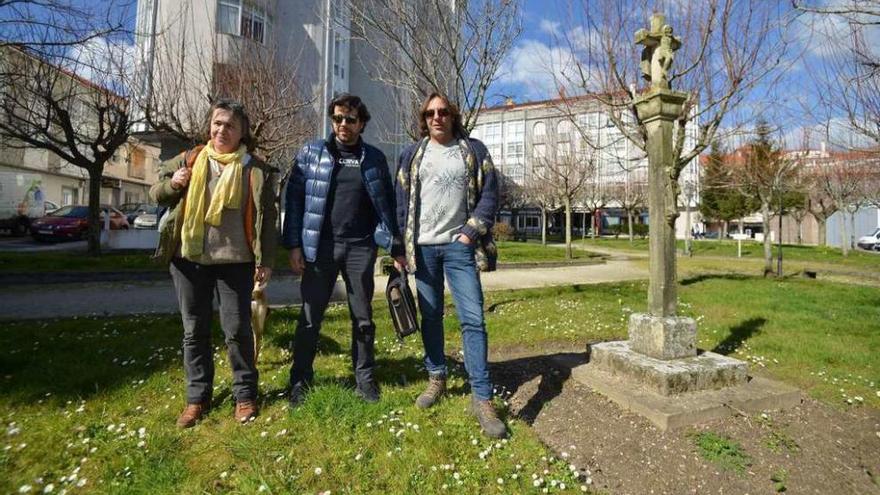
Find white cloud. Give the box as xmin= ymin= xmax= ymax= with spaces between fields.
xmin=539 ymin=19 xmax=561 ymax=37
xmin=63 ymin=35 xmax=136 ymax=94
xmin=497 ymin=39 xmax=576 ymax=99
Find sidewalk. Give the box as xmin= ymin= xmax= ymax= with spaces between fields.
xmin=0 ymin=260 xmax=646 ymax=320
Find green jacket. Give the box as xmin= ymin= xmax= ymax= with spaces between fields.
xmin=150 ymin=149 xmax=278 ymax=268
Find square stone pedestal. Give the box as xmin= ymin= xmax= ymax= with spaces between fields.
xmin=590 ymin=340 xmax=747 ymax=395
xmin=628 ymin=313 xmax=697 ymax=360
xmin=569 ymin=341 xmax=801 ymax=431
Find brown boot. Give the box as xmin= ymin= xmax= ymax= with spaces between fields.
xmin=176 ymin=402 xmax=209 ymax=428
xmin=415 ymin=374 xmax=447 ymax=409
xmin=234 ymin=400 xmax=258 ymax=423
xmin=470 ymin=396 xmax=508 ymax=439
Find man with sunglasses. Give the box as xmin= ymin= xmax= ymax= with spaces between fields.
xmin=394 ymin=92 xmax=505 ymax=438
xmin=283 ymin=94 xmax=405 ymax=408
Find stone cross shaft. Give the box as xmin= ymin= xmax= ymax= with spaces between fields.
xmin=633 ymin=14 xmax=688 ymax=319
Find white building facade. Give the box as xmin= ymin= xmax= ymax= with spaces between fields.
xmin=471 ymin=96 xmax=701 ymax=238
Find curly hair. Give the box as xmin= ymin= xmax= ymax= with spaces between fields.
xmin=417 ymin=92 xmax=467 ymax=139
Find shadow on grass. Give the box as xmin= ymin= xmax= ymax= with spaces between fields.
xmin=490 ymin=351 xmax=587 ymax=425
xmin=0 ymin=314 xmax=183 ymax=402
xmin=712 ymin=317 xmax=766 ymax=355
xmin=680 ymin=273 xmax=755 ymax=286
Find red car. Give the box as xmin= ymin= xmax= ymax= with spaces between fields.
xmin=30 ymin=205 xmax=129 ymax=241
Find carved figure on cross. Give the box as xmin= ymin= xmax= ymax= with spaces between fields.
xmin=634 ymin=13 xmax=681 ymax=90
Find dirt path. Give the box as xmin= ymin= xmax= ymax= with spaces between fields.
xmin=489 ymin=349 xmax=880 ymax=495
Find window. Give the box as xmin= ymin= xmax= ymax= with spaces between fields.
xmin=62 ymin=187 xmax=78 ymax=206
xmin=482 ymin=122 xmax=502 ymax=160
xmin=533 ymin=143 xmax=546 ymax=160
xmin=533 ymin=121 xmax=546 ymax=136
xmin=217 ymin=0 xmax=269 ymax=44
xmin=129 ymin=147 xmax=146 ymax=180
xmin=505 ymin=121 xmax=524 ymax=165
xmin=217 ymin=0 xmax=239 ymax=35
xmin=557 ymin=141 xmax=571 ymax=159
xmin=556 ymin=119 xmax=571 ymax=135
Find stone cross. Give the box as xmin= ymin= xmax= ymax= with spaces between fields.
xmin=634 ymin=13 xmax=681 ymax=90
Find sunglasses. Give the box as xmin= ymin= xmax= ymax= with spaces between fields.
xmin=423 ymin=108 xmax=451 ymax=119
xmin=331 ymin=114 xmax=359 ymax=125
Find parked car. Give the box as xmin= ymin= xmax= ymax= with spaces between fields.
xmin=856 ymin=227 xmax=880 ymax=251
xmin=133 ymin=206 xmax=165 ymax=229
xmin=30 ymin=204 xmax=129 ymax=241
xmin=119 ymin=202 xmax=157 ymax=225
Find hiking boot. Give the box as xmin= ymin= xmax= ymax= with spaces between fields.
xmin=415 ymin=374 xmax=447 ymax=409
xmin=176 ymin=402 xmax=209 ymax=428
xmin=355 ymin=381 xmax=380 ymax=403
xmin=288 ymin=381 xmax=309 ymax=409
xmin=234 ymin=400 xmax=258 ymax=423
xmin=470 ymin=396 xmax=507 ymax=439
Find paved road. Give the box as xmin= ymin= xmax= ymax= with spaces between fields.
xmin=0 ymin=260 xmax=646 ymax=320
xmin=0 ymin=236 xmax=88 ymax=252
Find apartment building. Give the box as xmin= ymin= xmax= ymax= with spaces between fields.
xmin=0 ymin=45 xmax=160 ymax=210
xmin=471 ymin=95 xmax=701 ymax=237
xmin=134 ymin=0 xmax=409 ymax=161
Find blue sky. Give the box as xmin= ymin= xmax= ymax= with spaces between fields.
xmin=487 ymin=1 xmax=879 ymax=150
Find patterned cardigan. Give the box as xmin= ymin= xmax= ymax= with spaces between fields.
xmin=395 ymin=136 xmax=499 ymax=272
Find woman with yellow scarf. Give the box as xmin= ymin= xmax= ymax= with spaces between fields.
xmin=150 ymin=100 xmax=278 ymax=428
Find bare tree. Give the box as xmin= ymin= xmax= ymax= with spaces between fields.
xmin=522 ymin=178 xmax=558 ymax=246
xmin=608 ymin=175 xmax=648 ymax=243
xmin=0 ymin=0 xmax=130 ymax=53
xmin=533 ymin=143 xmax=592 ymax=258
xmin=803 ymin=174 xmax=837 ymax=246
xmin=136 ymin=8 xmax=314 ymax=175
xmin=553 ymin=1 xmax=788 ymax=237
xmin=792 ymin=1 xmax=880 ymax=145
xmin=737 ymin=121 xmax=799 ymax=275
xmin=581 ymin=175 xmax=610 ymax=240
xmin=813 ymin=155 xmax=864 ymax=256
xmin=340 ymin=0 xmax=522 ymax=138
xmin=0 ymin=5 xmax=132 ymax=255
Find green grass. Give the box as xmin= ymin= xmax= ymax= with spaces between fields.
xmin=495 ymin=241 xmax=602 ymax=263
xmin=577 ymin=237 xmax=880 ymax=272
xmin=692 ymin=431 xmax=752 ymax=473
xmin=1 ymin=275 xmax=879 ymax=492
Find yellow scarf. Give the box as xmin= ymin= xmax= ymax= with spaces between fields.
xmin=180 ymin=142 xmax=247 ymax=259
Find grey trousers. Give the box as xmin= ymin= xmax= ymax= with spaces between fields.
xmin=290 ymin=239 xmax=378 ymax=387
xmin=170 ymin=257 xmax=258 ymax=404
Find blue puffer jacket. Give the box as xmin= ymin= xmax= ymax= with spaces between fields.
xmin=282 ymin=136 xmax=402 ymax=262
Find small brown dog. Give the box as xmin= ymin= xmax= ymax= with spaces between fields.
xmin=251 ymin=283 xmax=269 ymax=363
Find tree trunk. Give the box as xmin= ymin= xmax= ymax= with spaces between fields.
xmin=722 ymin=220 xmax=728 ymax=240
xmin=591 ymin=210 xmax=598 ymax=240
xmin=795 ymin=218 xmax=803 ymax=245
xmin=564 ymin=196 xmax=572 ymax=259
xmin=541 ymin=207 xmax=547 ymax=246
xmin=841 ymin=209 xmax=850 ymax=257
xmin=684 ymin=202 xmax=692 ymax=255
xmin=86 ymin=167 xmax=103 ymax=256
xmin=817 ymin=216 xmax=827 ymax=246
xmin=849 ymin=209 xmax=857 ymax=249
xmin=581 ymin=212 xmax=587 ymax=240
xmin=627 ymin=210 xmax=634 ymax=244
xmin=761 ymin=199 xmax=773 ymax=276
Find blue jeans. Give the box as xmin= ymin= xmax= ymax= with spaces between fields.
xmin=415 ymin=240 xmax=492 ymax=400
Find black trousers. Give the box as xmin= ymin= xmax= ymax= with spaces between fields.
xmin=290 ymin=238 xmax=378 ymax=387
xmin=169 ymin=257 xmax=258 ymax=404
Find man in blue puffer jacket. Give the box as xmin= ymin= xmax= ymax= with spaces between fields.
xmin=282 ymin=94 xmax=405 ymax=407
